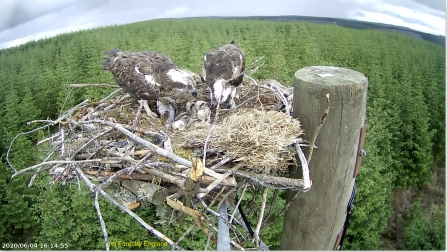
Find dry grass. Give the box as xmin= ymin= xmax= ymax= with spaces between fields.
xmin=173 ymin=108 xmax=303 ymax=175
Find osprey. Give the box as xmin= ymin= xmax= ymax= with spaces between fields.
xmin=201 ymin=40 xmax=245 ymax=109
xmin=102 ymin=48 xmax=197 ymax=125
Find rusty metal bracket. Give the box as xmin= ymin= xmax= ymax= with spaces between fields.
xmin=333 ymin=229 xmax=344 ymax=250
xmin=353 ymin=124 xmax=367 ymax=178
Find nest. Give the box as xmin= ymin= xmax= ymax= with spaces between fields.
xmin=43 ymin=77 xmax=308 ymax=187
xmin=9 ymin=76 xmax=315 ymax=249
xmin=69 ymin=79 xmax=301 ymax=175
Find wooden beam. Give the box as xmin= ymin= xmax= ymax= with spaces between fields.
xmin=280 ymin=66 xmax=368 ymax=250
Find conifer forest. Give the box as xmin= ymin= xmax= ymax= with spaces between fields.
xmin=0 ymin=18 xmax=445 ymax=250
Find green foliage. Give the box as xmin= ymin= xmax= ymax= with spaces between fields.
xmin=0 ymin=163 xmax=40 ymax=243
xmin=31 ymin=179 xmax=162 ymax=250
xmin=0 ymin=18 xmax=444 ymax=250
xmin=398 ymin=202 xmax=445 ymax=250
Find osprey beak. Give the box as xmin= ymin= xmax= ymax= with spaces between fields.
xmin=190 ymin=90 xmax=197 ymax=97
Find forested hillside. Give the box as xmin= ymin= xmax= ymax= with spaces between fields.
xmin=0 ymin=18 xmax=444 ymax=250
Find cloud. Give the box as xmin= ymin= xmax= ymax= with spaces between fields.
xmin=0 ymin=0 xmax=444 ymax=49
xmin=349 ymin=0 xmax=445 ymax=35
xmin=162 ymin=7 xmax=188 ymax=18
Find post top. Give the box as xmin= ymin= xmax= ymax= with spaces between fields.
xmin=295 ymin=66 xmax=367 ymax=86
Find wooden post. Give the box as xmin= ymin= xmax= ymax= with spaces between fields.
xmin=280 ymin=66 xmax=368 ymax=250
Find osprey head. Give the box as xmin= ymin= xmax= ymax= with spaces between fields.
xmin=167 ymin=69 xmax=197 ymax=97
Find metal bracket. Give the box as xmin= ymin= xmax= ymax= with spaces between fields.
xmin=353 ymin=124 xmax=367 ymax=178
xmin=333 ymin=229 xmax=344 ymax=250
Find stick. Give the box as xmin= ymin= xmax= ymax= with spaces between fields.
xmin=229 ymin=183 xmax=248 ymax=224
xmin=210 ymin=156 xmax=234 ymax=170
xmin=94 ymin=191 xmax=109 ymax=250
xmin=243 ymin=75 xmax=264 ymax=108
xmin=253 ymin=187 xmax=268 ymax=246
xmin=75 ymin=167 xmax=181 ymax=250
xmin=67 ymin=83 xmax=120 ymax=88
xmin=11 ymin=159 xmax=101 ymax=179
xmin=259 ymin=81 xmax=290 ymax=116
xmin=99 ymin=88 xmax=123 ymax=102
xmin=294 ymin=140 xmax=311 ymax=191
xmin=175 ymin=224 xmax=196 ymax=247
xmin=197 ymin=162 xmax=242 ymax=199
xmin=263 ymin=189 xmax=278 ymax=225
xmin=225 ymin=56 xmax=265 ymax=85
xmin=132 ymin=99 xmax=143 ymax=129
xmin=202 ymin=123 xmax=216 ymax=166
xmin=167 ymin=197 xmax=216 ymax=243
xmin=212 ymin=168 xmax=306 ymax=190
xmin=77 ymin=119 xmax=223 ymax=179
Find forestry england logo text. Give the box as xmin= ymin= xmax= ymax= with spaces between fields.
xmin=109 ymin=241 xmax=168 ymax=248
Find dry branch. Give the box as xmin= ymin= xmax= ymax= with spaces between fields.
xmin=74 ymin=167 xmax=181 ymax=250
xmin=67 ymin=83 xmax=120 ymax=88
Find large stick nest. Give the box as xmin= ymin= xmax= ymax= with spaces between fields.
xmin=76 ymin=78 xmax=301 ymax=176
xmin=9 ymin=76 xmax=313 ymax=249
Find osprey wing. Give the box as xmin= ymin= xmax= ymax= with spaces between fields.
xmin=102 ymin=49 xmax=161 ymax=100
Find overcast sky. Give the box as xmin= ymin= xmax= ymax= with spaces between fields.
xmin=0 ymin=0 xmax=445 ymax=49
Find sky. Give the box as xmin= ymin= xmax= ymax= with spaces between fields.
xmin=0 ymin=0 xmax=445 ymax=49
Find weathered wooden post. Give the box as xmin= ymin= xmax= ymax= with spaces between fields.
xmin=280 ymin=66 xmax=368 ymax=250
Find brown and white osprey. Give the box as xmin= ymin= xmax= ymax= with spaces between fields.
xmin=102 ymin=48 xmax=197 ymax=125
xmin=201 ymin=40 xmax=245 ymax=109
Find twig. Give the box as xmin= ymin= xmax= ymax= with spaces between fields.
xmin=259 ymin=81 xmax=290 ymax=116
xmin=263 ymin=189 xmax=278 ymax=225
xmin=244 ymin=75 xmax=263 ymax=107
xmin=208 ymin=185 xmax=227 ymax=208
xmin=293 ymin=140 xmax=311 ymax=191
xmin=97 ymin=167 xmax=133 ymax=191
xmin=11 ymin=159 xmax=101 ymax=179
xmin=73 ymin=119 xmax=222 ymax=179
xmin=75 ymin=167 xmax=181 ymax=250
xmin=212 ymin=169 xmax=306 ymax=190
xmin=128 ymin=152 xmax=152 ymax=175
xmin=37 ymin=132 xmax=61 ymax=145
xmin=132 ymin=99 xmax=143 ymax=129
xmin=202 ymin=122 xmax=216 ymax=165
xmin=224 ymin=56 xmax=265 ymax=85
xmin=229 ymin=183 xmax=248 ymax=224
xmin=8 ymin=99 xmax=90 ymax=173
xmin=204 ymin=231 xmax=213 ymax=251
xmin=197 ymin=162 xmax=243 ymax=199
xmin=175 ymin=224 xmax=195 ymax=246
xmin=99 ymin=88 xmax=123 ymax=101
xmin=195 ymin=197 xmax=245 ymax=241
xmin=253 ymin=187 xmax=268 ymax=245
xmin=67 ymin=83 xmax=120 ymax=88
xmin=94 ymin=191 xmax=109 ymax=250
xmin=142 ymin=164 xmax=186 ymax=188
xmin=68 ymin=129 xmax=113 ymax=159
xmin=210 ymin=156 xmax=234 ymax=170
xmin=167 ymin=197 xmax=216 ymax=243
xmin=214 ymin=185 xmax=241 ymax=228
